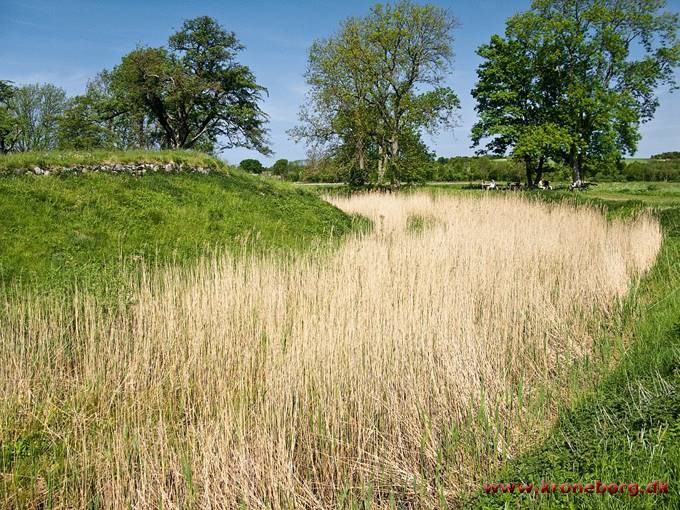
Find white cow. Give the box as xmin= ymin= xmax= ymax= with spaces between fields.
xmin=481 ymin=179 xmax=497 ymax=190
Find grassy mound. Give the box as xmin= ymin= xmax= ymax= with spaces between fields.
xmin=0 ymin=151 xmax=360 ymax=296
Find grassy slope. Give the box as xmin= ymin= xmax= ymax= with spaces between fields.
xmin=470 ymin=190 xmax=680 ymax=509
xmin=0 ymin=151 xmax=360 ymax=296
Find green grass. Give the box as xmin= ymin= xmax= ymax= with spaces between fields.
xmin=571 ymin=182 xmax=680 ymax=207
xmin=0 ymin=149 xmax=228 ymax=174
xmin=0 ymin=151 xmax=361 ymax=297
xmin=411 ymin=181 xmax=680 ymax=208
xmin=468 ymin=196 xmax=680 ymax=508
xmin=406 ymin=213 xmax=439 ymax=234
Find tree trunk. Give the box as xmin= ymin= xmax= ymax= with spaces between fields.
xmin=534 ymin=156 xmax=545 ymax=186
xmin=390 ymin=135 xmax=400 ymax=185
xmin=378 ymin=140 xmax=391 ymax=185
xmin=137 ymin=116 xmax=146 ymax=149
xmin=357 ymin=134 xmax=365 ymax=172
xmin=352 ymin=139 xmax=366 ymax=187
xmin=524 ymin=157 xmax=534 ymax=187
xmin=570 ymin=144 xmax=581 ymax=183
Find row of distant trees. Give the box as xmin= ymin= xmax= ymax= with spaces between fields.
xmin=239 ymin=158 xmax=334 ymax=182
xmin=651 ymin=152 xmax=680 ymax=160
xmin=0 ymin=17 xmax=269 ymax=155
xmin=239 ymin=155 xmax=680 ymax=183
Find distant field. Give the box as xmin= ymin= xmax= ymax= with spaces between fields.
xmin=299 ymin=181 xmax=680 ymax=206
xmin=575 ymin=181 xmax=680 ymax=206
xmin=422 ymin=181 xmax=680 ymax=205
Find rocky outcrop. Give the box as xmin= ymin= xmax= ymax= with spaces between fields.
xmin=16 ymin=162 xmax=216 ymax=176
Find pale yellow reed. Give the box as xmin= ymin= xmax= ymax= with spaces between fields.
xmin=0 ymin=193 xmax=661 ymax=508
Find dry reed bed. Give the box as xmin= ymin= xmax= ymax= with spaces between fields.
xmin=0 ymin=193 xmax=662 ymax=508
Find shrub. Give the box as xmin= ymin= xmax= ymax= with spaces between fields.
xmin=271 ymin=159 xmax=289 ymax=176
xmin=239 ymin=159 xmax=264 ymax=174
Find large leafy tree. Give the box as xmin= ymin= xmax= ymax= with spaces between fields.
xmin=293 ymin=1 xmax=460 ymax=185
xmin=473 ymin=0 xmax=680 ymax=183
xmin=358 ymin=1 xmax=460 ymax=183
xmin=471 ymin=35 xmax=571 ymax=185
xmin=538 ymin=0 xmax=679 ymax=182
xmin=109 ymin=16 xmax=270 ymax=153
xmin=290 ymin=26 xmax=380 ymax=186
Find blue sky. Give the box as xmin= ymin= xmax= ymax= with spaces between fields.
xmin=2 ymin=0 xmax=678 ymax=164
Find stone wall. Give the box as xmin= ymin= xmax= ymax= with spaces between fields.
xmin=16 ymin=162 xmax=216 ymax=176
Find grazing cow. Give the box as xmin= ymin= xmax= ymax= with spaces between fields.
xmin=537 ymin=179 xmax=552 ymax=190
xmin=570 ymin=180 xmax=596 ymax=191
xmin=481 ymin=179 xmax=497 ymax=190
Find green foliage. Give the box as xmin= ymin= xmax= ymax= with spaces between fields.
xmin=390 ymin=128 xmax=437 ymax=184
xmin=56 ymin=71 xmax=159 ymax=151
xmin=239 ymin=158 xmax=264 ymax=174
xmin=473 ymin=0 xmax=680 ymax=183
xmin=0 ymin=80 xmax=18 ymax=153
xmin=57 ymin=94 xmax=112 ymax=150
xmin=106 ymin=16 xmax=269 ymax=153
xmin=471 ymin=30 xmax=575 ymax=185
xmin=586 ymin=158 xmax=680 ymax=182
xmin=472 ymin=35 xmax=559 ymax=154
xmin=0 ymin=151 xmax=357 ymax=296
xmin=280 ymin=156 xmax=680 ymax=184
xmin=512 ymin=125 xmax=572 ymax=170
xmin=293 ymin=158 xmax=346 ymax=183
xmin=430 ymin=157 xmax=524 ymax=182
xmin=271 ymin=158 xmax=289 ymax=176
xmin=6 ymin=83 xmax=67 ymax=152
xmin=652 ymin=151 xmax=680 ymax=160
xmin=293 ymin=0 xmax=459 ymax=185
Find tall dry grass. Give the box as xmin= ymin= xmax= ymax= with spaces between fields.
xmin=0 ymin=193 xmax=662 ymax=508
